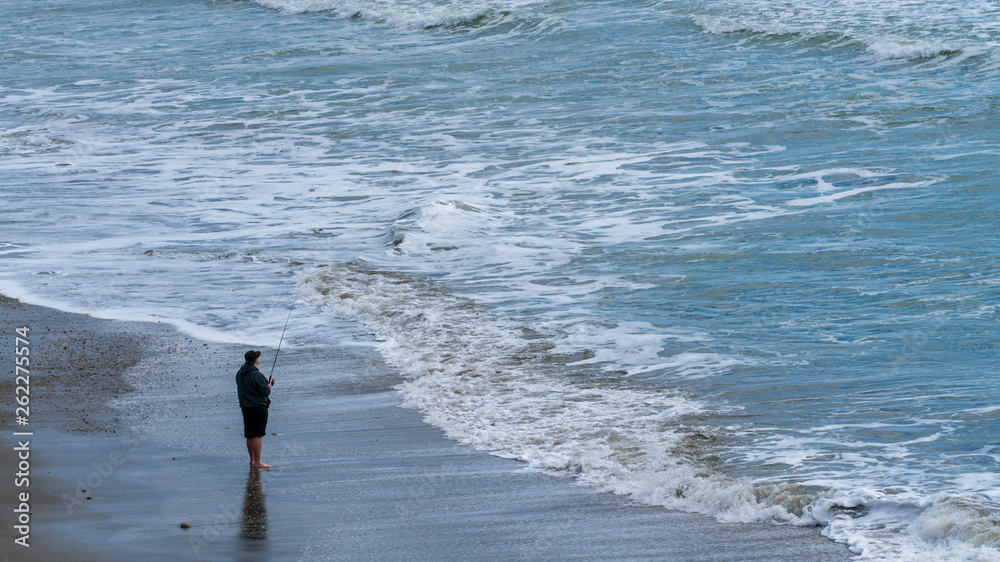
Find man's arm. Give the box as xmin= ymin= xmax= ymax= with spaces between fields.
xmin=256 ymin=372 xmax=272 ymax=396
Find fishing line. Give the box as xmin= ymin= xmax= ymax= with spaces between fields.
xmin=269 ymin=300 xmax=295 ymax=381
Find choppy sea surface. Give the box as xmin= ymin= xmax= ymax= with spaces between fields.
xmin=4 ymin=0 xmax=1000 ymax=558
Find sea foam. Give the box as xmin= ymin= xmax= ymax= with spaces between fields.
xmin=684 ymin=0 xmax=995 ymax=66
xmin=251 ymin=0 xmax=497 ymax=28
xmin=298 ymin=265 xmax=815 ymax=518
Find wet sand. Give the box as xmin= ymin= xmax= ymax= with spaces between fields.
xmin=0 ymin=295 xmax=854 ymax=561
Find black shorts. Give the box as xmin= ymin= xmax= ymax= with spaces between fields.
xmin=241 ymin=405 xmax=269 ymax=439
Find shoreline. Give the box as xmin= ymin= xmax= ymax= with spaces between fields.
xmin=0 ymin=294 xmax=854 ymax=560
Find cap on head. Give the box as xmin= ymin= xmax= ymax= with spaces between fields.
xmin=245 ymin=350 xmax=262 ymax=363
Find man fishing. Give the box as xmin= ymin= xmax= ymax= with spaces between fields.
xmin=236 ymin=350 xmax=274 ymax=469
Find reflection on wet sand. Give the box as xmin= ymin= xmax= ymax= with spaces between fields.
xmin=241 ymin=468 xmax=268 ymax=541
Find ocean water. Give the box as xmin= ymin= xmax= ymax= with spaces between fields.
xmin=4 ymin=0 xmax=1000 ymax=558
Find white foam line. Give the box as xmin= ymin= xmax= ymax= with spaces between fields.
xmin=786 ymin=180 xmax=937 ymax=207
xmin=0 ymin=279 xmax=264 ymax=345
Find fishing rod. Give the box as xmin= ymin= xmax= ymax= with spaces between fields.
xmin=269 ymin=299 xmax=295 ymax=384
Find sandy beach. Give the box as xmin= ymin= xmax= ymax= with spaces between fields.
xmin=0 ymin=295 xmax=854 ymax=561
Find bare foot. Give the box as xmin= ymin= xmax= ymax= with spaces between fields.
xmin=251 ymin=461 xmax=271 ymax=468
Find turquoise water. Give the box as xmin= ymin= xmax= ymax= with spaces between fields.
xmin=4 ymin=0 xmax=1000 ymax=558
